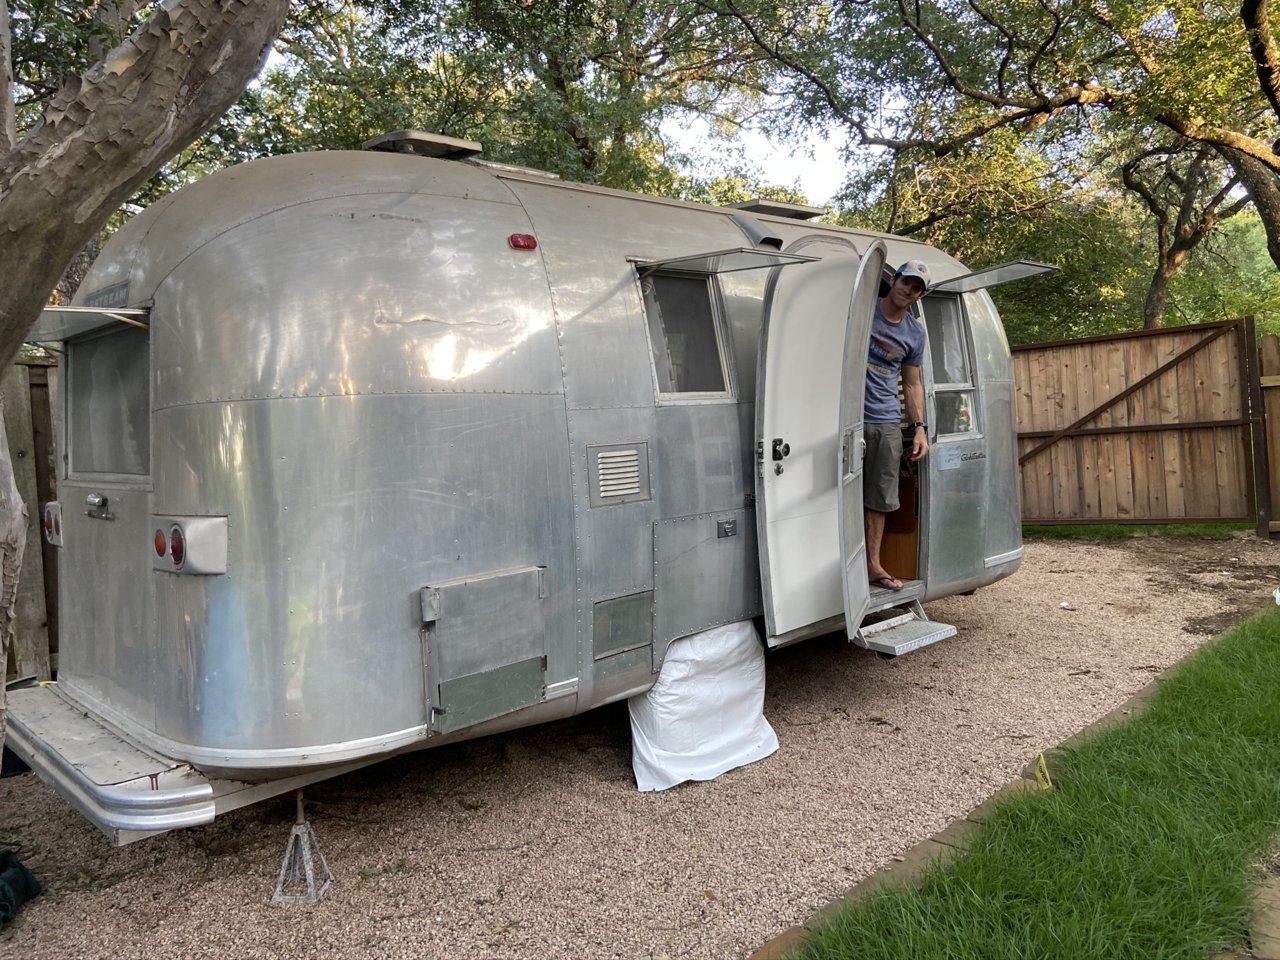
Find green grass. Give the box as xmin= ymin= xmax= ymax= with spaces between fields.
xmin=1023 ymin=522 xmax=1253 ymax=541
xmin=796 ymin=610 xmax=1280 ymax=960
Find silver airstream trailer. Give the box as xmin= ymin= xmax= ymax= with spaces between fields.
xmin=8 ymin=133 xmax=1050 ymax=844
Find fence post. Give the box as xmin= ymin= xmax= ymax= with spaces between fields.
xmin=1260 ymin=332 xmax=1280 ymax=537
xmin=1242 ymin=318 xmax=1271 ymax=539
xmin=1 ymin=364 xmax=51 ymax=680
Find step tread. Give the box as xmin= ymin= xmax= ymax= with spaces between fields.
xmin=858 ymin=618 xmax=957 ymax=657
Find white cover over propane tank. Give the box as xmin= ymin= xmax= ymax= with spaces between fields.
xmin=628 ymin=620 xmax=779 ymax=792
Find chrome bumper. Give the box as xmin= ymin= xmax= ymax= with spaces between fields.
xmin=5 ymin=683 xmax=215 ymax=845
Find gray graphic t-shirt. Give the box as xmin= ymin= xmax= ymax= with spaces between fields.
xmin=865 ymin=302 xmax=926 ymax=423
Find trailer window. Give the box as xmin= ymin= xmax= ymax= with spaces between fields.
xmin=922 ymin=294 xmax=977 ymax=436
xmin=641 ymin=273 xmax=729 ymax=395
xmin=68 ymin=326 xmax=150 ymax=476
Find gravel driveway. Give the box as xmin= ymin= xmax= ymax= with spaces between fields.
xmin=2 ymin=534 xmax=1277 ymax=959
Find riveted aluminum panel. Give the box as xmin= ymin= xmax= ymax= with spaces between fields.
xmin=652 ymin=403 xmax=748 ymax=519
xmin=502 ymin=179 xmax=751 ymax=411
xmin=592 ymin=591 xmax=653 ymax=660
xmin=151 ymin=192 xmax=561 ymax=409
xmin=591 ymin=644 xmax=655 ymax=704
xmin=56 ymin=483 xmax=156 ymax=728
xmin=73 ymin=152 xmax=519 ymax=311
xmin=425 ymin=566 xmax=545 ymax=681
xmin=567 ymin=406 xmax=657 ymax=707
xmin=435 ymin=657 xmax=545 ymax=734
xmin=924 ymin=433 xmax=989 ymax=597
xmin=139 ymin=393 xmax=573 ymax=757
xmin=652 ymin=509 xmax=761 ymax=665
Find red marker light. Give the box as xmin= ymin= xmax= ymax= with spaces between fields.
xmin=53 ymin=513 xmax=60 ymax=536
xmin=43 ymin=509 xmax=53 ymax=538
xmin=154 ymin=529 xmax=167 ymax=558
xmin=508 ymin=233 xmax=538 ymax=250
xmin=170 ymin=526 xmax=186 ymax=568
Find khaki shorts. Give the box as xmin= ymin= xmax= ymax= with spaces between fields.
xmin=863 ymin=422 xmax=903 ymax=513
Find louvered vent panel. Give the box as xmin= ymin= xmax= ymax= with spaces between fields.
xmin=597 ymin=449 xmax=641 ymax=499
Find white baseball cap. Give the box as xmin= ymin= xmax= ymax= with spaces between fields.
xmin=896 ymin=259 xmax=931 ymax=284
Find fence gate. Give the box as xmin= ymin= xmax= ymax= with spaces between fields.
xmin=1012 ymin=318 xmax=1267 ymax=529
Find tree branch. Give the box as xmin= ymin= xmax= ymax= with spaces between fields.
xmin=0 ymin=0 xmax=289 ymax=362
xmin=1242 ymin=0 xmax=1280 ymax=124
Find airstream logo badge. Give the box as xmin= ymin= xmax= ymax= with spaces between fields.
xmin=83 ymin=280 xmax=130 ymax=308
xmin=961 ymin=451 xmax=987 ymax=462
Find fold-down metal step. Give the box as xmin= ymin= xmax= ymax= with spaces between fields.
xmin=5 ymin=683 xmax=215 ymax=844
xmin=855 ymin=604 xmax=957 ymax=656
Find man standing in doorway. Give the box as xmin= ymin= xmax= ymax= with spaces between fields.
xmin=864 ymin=260 xmax=931 ymax=591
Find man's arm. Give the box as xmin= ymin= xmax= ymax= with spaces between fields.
xmin=902 ymin=364 xmax=929 ymax=462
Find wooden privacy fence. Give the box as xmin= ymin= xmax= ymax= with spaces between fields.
xmin=2 ymin=358 xmax=58 ymax=682
xmin=1012 ymin=318 xmax=1268 ymax=529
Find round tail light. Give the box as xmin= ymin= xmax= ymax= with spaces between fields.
xmin=53 ymin=513 xmax=60 ymax=536
xmin=154 ymin=529 xmax=168 ymax=558
xmin=43 ymin=509 xmax=53 ymax=538
xmin=169 ymin=526 xmax=186 ymax=568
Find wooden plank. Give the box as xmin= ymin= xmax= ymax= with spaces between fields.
xmin=1093 ymin=342 xmax=1119 ymax=519
xmin=28 ymin=371 xmax=58 ymax=662
xmin=1178 ymin=332 xmax=1207 ymax=516
xmin=1263 ymin=336 xmax=1280 ymax=520
xmin=1044 ymin=346 xmax=1065 ymax=517
xmin=1129 ymin=335 xmax=1159 ymax=519
xmin=1216 ymin=425 xmax=1247 ymax=517
xmin=1080 ymin=345 xmax=1100 ymax=519
xmin=1 ymin=364 xmax=51 ymax=680
xmin=1156 ymin=332 xmax=1186 ymax=518
xmin=1013 ymin=350 xmax=1045 ymax=519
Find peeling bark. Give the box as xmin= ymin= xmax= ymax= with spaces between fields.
xmin=0 ymin=0 xmax=289 ymax=752
xmin=0 ymin=397 xmax=23 ymax=753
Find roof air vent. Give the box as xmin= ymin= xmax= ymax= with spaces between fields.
xmin=361 ymin=130 xmax=483 ymax=161
xmin=729 ymin=198 xmax=825 ymax=221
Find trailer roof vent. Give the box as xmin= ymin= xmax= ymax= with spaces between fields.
xmin=361 ymin=130 xmax=483 ymax=161
xmin=729 ymin=198 xmax=825 ymax=220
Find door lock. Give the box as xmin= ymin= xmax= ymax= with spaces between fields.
xmin=771 ymin=438 xmax=791 ymax=461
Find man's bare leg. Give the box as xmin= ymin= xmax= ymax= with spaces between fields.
xmin=865 ymin=508 xmax=890 ymax=582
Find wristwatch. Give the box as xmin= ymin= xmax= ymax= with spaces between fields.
xmin=912 ymin=421 xmax=927 ymax=431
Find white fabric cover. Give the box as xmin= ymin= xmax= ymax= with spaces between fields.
xmin=628 ymin=620 xmax=779 ymax=792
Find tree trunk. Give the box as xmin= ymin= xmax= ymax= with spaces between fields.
xmin=1218 ymin=145 xmax=1280 ymax=270
xmin=1143 ymin=246 xmax=1192 ymax=329
xmin=0 ymin=399 xmax=27 ymax=755
xmin=1143 ymin=264 xmax=1171 ymax=329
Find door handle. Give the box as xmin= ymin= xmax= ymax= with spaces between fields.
xmin=84 ymin=492 xmax=113 ymax=521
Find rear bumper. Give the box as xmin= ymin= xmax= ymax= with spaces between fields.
xmin=5 ymin=683 xmax=215 ymax=845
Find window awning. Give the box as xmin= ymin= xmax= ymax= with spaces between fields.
xmin=28 ymin=306 xmax=150 ymax=343
xmin=636 ymin=247 xmax=817 ymax=278
xmin=930 ymin=259 xmax=1059 ymax=294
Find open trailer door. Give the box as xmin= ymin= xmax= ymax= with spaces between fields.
xmin=836 ymin=240 xmax=887 ymax=639
xmin=756 ymin=236 xmax=876 ymax=648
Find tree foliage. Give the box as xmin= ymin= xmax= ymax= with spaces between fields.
xmin=203 ymin=0 xmax=784 ymax=195
xmin=707 ymin=0 xmax=1280 ymax=336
